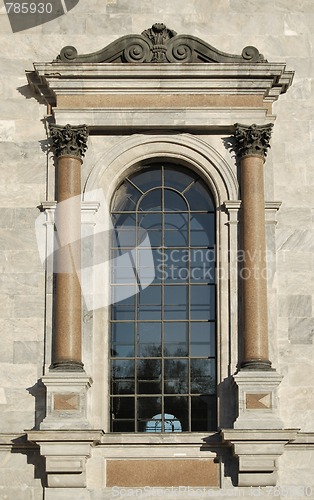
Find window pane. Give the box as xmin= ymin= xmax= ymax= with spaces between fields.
xmin=111 ymin=360 xmax=135 ymax=394
xmin=130 ymin=167 xmax=161 ymax=192
xmin=190 ymin=249 xmax=215 ymax=283
xmin=191 ymin=395 xmax=216 ymax=431
xmin=138 ymin=189 xmax=162 ymax=212
xmin=112 ymin=213 xmax=136 ymax=229
xmin=190 ymin=285 xmax=215 ymax=320
xmin=111 ymin=323 xmax=135 ymax=358
xmin=139 ymin=249 xmax=162 ymax=283
xmin=190 ymin=214 xmax=215 ymax=247
xmin=164 ymin=396 xmax=188 ymax=431
xmin=190 ymin=322 xmax=215 ymax=357
xmin=163 ymin=249 xmax=189 ymax=283
xmin=164 ymin=359 xmax=188 ymax=394
xmin=138 ymin=322 xmax=162 ymax=357
xmin=112 ymin=182 xmax=141 ymax=211
xmin=112 ymin=420 xmax=135 ymax=432
xmin=138 ymin=213 xmax=162 ymax=247
xmin=138 ymin=396 xmax=161 ymax=420
xmin=111 ymin=396 xmax=135 ymax=419
xmin=190 ymin=359 xmax=216 ymax=394
xmin=164 ymin=214 xmax=188 ymax=247
xmin=138 ymin=287 xmax=162 ymax=320
xmin=185 ymin=180 xmax=215 ymax=211
xmin=164 ymin=190 xmax=187 ymax=211
xmin=164 ymin=322 xmax=188 ymax=357
xmin=164 ymin=166 xmax=197 ymax=192
xmin=111 ymin=288 xmax=135 ymax=320
xmin=164 ymin=285 xmax=188 ymax=320
xmin=137 ymin=359 xmax=162 ymax=394
xmin=113 ymin=228 xmax=136 ymax=248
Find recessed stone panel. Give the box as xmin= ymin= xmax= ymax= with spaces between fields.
xmin=53 ymin=393 xmax=80 ymax=411
xmin=106 ymin=459 xmax=219 ymax=487
xmin=246 ymin=393 xmax=272 ymax=409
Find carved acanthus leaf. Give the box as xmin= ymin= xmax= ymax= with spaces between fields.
xmin=50 ymin=124 xmax=88 ymax=159
xmin=234 ymin=123 xmax=274 ymax=160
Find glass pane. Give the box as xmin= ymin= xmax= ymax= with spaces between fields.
xmin=190 ymin=359 xmax=216 ymax=394
xmin=163 ymin=249 xmax=189 ymax=283
xmin=111 ymin=288 xmax=135 ymax=320
xmin=138 ymin=213 xmax=162 ymax=247
xmin=164 ymin=214 xmax=188 ymax=247
xmin=130 ymin=167 xmax=161 ymax=192
xmin=191 ymin=395 xmax=216 ymax=431
xmin=190 ymin=322 xmax=215 ymax=357
xmin=190 ymin=249 xmax=215 ymax=283
xmin=138 ymin=396 xmax=161 ymax=420
xmin=138 ymin=287 xmax=162 ymax=320
xmin=164 ymin=285 xmax=188 ymax=320
xmin=138 ymin=323 xmax=162 ymax=357
xmin=111 ymin=323 xmax=135 ymax=358
xmin=164 ymin=359 xmax=188 ymax=394
xmin=111 ymin=396 xmax=135 ymax=419
xmin=137 ymin=359 xmax=162 ymax=394
xmin=112 ymin=228 xmax=136 ymax=248
xmin=164 ymin=166 xmax=197 ymax=192
xmin=190 ymin=214 xmax=215 ymax=247
xmin=112 ymin=420 xmax=135 ymax=432
xmin=164 ymin=322 xmax=188 ymax=357
xmin=164 ymin=396 xmax=188 ymax=431
xmin=112 ymin=181 xmax=142 ymax=211
xmin=164 ymin=190 xmax=187 ymax=211
xmin=190 ymin=285 xmax=215 ymax=320
xmin=185 ymin=180 xmax=215 ymax=211
xmin=111 ymin=359 xmax=135 ymax=394
xmin=139 ymin=249 xmax=162 ymax=283
xmin=138 ymin=189 xmax=162 ymax=212
xmin=112 ymin=213 xmax=136 ymax=229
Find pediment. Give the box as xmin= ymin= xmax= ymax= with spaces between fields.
xmin=55 ymin=22 xmax=265 ymax=64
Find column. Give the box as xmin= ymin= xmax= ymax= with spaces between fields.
xmin=234 ymin=123 xmax=273 ymax=370
xmin=50 ymin=123 xmax=88 ymax=371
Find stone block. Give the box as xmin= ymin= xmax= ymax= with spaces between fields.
xmin=13 ymin=341 xmax=42 ymax=364
xmin=0 ymin=120 xmax=15 ymax=141
xmin=13 ymin=294 xmax=45 ymax=318
xmin=288 ymin=318 xmax=314 ymax=344
xmin=0 ymin=209 xmax=15 ymax=228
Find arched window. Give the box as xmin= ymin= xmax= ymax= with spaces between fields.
xmin=110 ymin=164 xmax=216 ymax=432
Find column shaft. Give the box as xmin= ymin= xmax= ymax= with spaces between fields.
xmin=54 ymin=155 xmax=82 ymax=369
xmin=240 ymin=155 xmax=269 ymax=366
xmin=234 ymin=123 xmax=273 ymax=370
xmin=50 ymin=123 xmax=88 ymax=371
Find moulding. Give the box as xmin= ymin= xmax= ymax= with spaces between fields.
xmin=53 ymin=107 xmax=272 ymax=132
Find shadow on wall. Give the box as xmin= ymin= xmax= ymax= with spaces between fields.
xmin=27 ymin=379 xmax=46 ymax=430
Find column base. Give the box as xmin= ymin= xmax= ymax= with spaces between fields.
xmin=51 ymin=360 xmax=85 ymax=372
xmin=240 ymin=359 xmax=273 ymax=371
xmin=233 ymin=369 xmax=283 ymax=430
xmin=40 ymin=372 xmax=93 ymax=430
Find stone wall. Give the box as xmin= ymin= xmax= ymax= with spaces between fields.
xmin=0 ymin=0 xmax=313 ymax=498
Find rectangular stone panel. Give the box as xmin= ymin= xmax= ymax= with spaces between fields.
xmin=246 ymin=393 xmax=272 ymax=409
xmin=106 ymin=459 xmax=219 ymax=487
xmin=53 ymin=393 xmax=80 ymax=411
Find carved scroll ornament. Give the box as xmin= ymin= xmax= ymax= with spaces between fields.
xmin=56 ymin=23 xmax=265 ymax=64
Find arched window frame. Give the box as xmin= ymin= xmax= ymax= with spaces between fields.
xmin=82 ymin=134 xmax=240 ymax=432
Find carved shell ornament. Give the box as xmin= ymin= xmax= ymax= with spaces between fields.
xmin=55 ymin=23 xmax=266 ymax=64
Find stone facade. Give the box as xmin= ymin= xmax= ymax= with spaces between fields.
xmin=0 ymin=1 xmax=314 ymax=499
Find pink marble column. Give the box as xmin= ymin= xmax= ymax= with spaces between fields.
xmin=234 ymin=123 xmax=273 ymax=370
xmin=50 ymin=124 xmax=88 ymax=371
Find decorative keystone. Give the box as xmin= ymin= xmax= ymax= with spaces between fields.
xmin=234 ymin=123 xmax=273 ymax=160
xmin=50 ymin=123 xmax=88 ymax=159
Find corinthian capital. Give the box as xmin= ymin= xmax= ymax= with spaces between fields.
xmin=234 ymin=123 xmax=273 ymax=160
xmin=50 ymin=123 xmax=88 ymax=159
